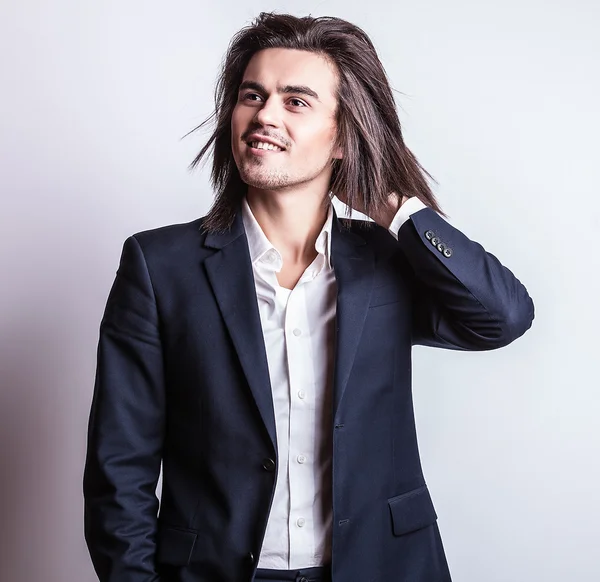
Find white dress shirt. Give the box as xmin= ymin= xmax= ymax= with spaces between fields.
xmin=241 ymin=195 xmax=427 ymax=570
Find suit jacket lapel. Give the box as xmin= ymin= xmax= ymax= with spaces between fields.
xmin=203 ymin=208 xmax=278 ymax=451
xmin=330 ymin=211 xmax=375 ymax=420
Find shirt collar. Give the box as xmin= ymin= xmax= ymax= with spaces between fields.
xmin=241 ymin=196 xmax=333 ymax=271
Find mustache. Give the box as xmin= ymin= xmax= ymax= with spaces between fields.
xmin=242 ymin=130 xmax=288 ymax=147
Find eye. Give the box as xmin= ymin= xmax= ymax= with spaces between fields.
xmin=289 ymin=98 xmax=307 ymax=108
xmin=241 ymin=92 xmax=262 ymax=102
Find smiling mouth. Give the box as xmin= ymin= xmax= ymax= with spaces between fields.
xmin=245 ymin=140 xmax=285 ymax=153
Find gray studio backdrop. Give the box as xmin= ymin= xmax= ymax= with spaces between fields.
xmin=1 ymin=1 xmax=598 ymax=581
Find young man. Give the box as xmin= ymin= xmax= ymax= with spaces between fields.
xmin=84 ymin=13 xmax=534 ymax=582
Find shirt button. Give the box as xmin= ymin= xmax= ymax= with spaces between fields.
xmin=265 ymin=250 xmax=277 ymax=263
xmin=296 ymin=517 xmax=306 ymax=527
xmin=297 ymin=454 xmax=306 ymax=464
xmin=293 ymin=328 xmax=302 ymax=336
xmin=297 ymin=390 xmax=306 ymax=399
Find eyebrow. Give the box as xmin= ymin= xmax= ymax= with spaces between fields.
xmin=238 ymin=80 xmax=321 ymax=102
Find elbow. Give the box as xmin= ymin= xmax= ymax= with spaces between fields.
xmin=495 ymin=292 xmax=535 ymax=348
xmin=467 ymin=290 xmax=535 ymax=351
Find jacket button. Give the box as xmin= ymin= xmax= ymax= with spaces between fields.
xmin=262 ymin=458 xmax=276 ymax=471
xmin=443 ymin=247 xmax=453 ymax=258
xmin=437 ymin=242 xmax=446 ymax=252
xmin=425 ymin=230 xmax=435 ymax=240
xmin=431 ymin=236 xmax=440 ymax=246
xmin=299 ymin=578 xmax=308 ymax=582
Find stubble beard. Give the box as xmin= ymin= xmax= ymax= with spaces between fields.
xmin=237 ymin=155 xmax=334 ymax=192
xmin=238 ymin=162 xmax=292 ymax=190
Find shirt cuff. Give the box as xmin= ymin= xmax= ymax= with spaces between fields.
xmin=387 ymin=197 xmax=428 ymax=240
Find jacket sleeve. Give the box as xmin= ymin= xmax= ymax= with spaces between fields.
xmin=395 ymin=207 xmax=535 ymax=350
xmin=84 ymin=235 xmax=165 ymax=581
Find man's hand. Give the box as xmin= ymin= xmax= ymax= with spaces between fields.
xmin=335 ymin=191 xmax=410 ymax=229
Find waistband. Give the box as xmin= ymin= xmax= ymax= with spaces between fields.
xmin=254 ymin=565 xmax=331 ymax=582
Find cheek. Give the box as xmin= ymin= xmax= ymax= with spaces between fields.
xmin=309 ymin=128 xmax=337 ymax=159
xmin=294 ymin=122 xmax=336 ymax=153
xmin=231 ymin=105 xmax=248 ymax=136
xmin=230 ymin=108 xmax=240 ymax=137
xmin=230 ymin=109 xmax=245 ymax=157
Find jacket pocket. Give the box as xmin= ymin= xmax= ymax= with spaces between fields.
xmin=387 ymin=484 xmax=438 ymax=536
xmin=156 ymin=526 xmax=197 ymax=565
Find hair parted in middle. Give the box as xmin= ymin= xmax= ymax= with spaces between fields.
xmin=187 ymin=11 xmax=445 ymax=233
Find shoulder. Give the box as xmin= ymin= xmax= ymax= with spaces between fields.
xmin=338 ymin=217 xmax=401 ymax=254
xmin=132 ymin=216 xmax=205 ymax=244
xmin=127 ymin=216 xmax=208 ymax=263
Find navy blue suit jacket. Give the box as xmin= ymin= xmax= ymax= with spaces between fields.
xmin=84 ymin=203 xmax=534 ymax=582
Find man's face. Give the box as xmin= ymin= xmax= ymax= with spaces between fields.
xmin=231 ymin=48 xmax=341 ymax=192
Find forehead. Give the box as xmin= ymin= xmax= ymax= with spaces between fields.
xmin=242 ymin=48 xmax=338 ymax=106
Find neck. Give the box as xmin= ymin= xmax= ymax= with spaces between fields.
xmin=246 ymin=186 xmax=331 ymax=265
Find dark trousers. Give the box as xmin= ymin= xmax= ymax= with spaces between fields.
xmin=254 ymin=565 xmax=331 ymax=582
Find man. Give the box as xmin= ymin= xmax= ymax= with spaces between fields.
xmin=84 ymin=12 xmax=534 ymax=582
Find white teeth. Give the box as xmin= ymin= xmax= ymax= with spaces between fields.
xmin=250 ymin=141 xmax=283 ymax=151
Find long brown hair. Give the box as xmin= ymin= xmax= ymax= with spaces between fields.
xmin=187 ymin=12 xmax=445 ymax=233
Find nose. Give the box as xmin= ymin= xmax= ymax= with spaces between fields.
xmin=253 ymin=95 xmax=282 ymax=128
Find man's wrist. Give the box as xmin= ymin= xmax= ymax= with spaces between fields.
xmin=371 ymin=193 xmax=408 ymax=229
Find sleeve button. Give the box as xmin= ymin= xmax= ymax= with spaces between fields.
xmin=437 ymin=242 xmax=446 ymax=252
xmin=443 ymin=247 xmax=453 ymax=258
xmin=425 ymin=230 xmax=435 ymax=240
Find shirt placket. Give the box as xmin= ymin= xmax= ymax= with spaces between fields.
xmin=284 ymin=276 xmax=317 ymax=567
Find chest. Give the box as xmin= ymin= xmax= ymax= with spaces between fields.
xmin=276 ymin=258 xmax=316 ymax=290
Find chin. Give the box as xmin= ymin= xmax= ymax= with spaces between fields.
xmin=239 ymin=168 xmax=291 ymax=190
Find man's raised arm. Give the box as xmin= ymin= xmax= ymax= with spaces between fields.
xmin=387 ymin=197 xmax=534 ymax=350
